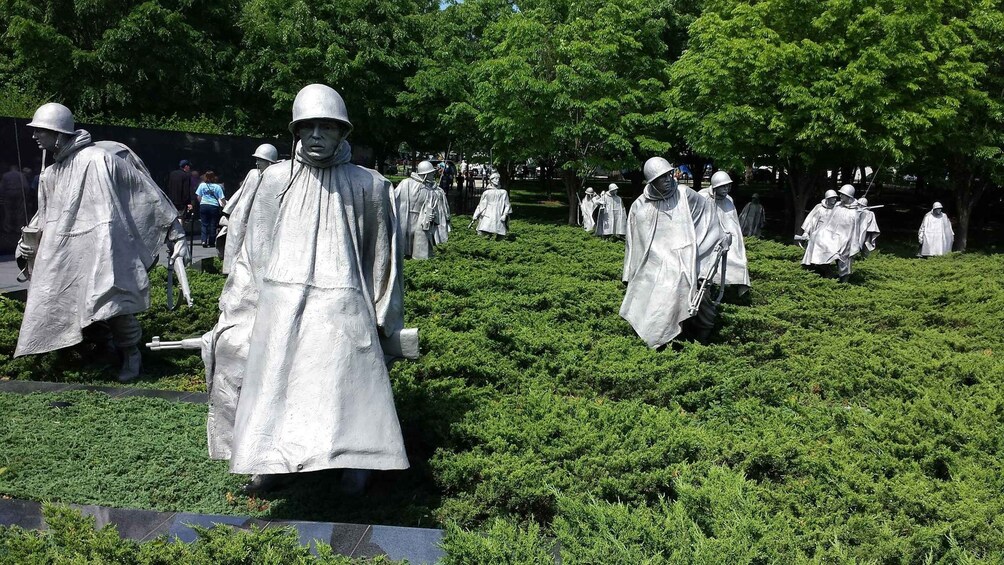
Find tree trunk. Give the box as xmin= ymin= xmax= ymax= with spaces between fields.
xmin=562 ymin=168 xmax=580 ymax=226
xmin=498 ymin=161 xmax=515 ymax=190
xmin=953 ymin=179 xmax=986 ymax=252
xmin=787 ymin=161 xmax=818 ymax=234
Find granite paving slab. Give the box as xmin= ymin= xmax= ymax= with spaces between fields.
xmin=353 ymin=524 xmax=445 ymax=564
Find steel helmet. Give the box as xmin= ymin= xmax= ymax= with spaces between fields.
xmin=932 ymin=202 xmax=943 ymax=210
xmin=28 ymin=102 xmax=75 ymax=135
xmin=710 ymin=171 xmax=733 ymax=189
xmin=489 ymin=172 xmax=501 ymax=186
xmin=858 ymin=197 xmax=869 ymax=207
xmin=824 ymin=189 xmax=838 ymax=200
xmin=752 ymin=193 xmax=760 ymax=199
xmin=252 ymin=143 xmax=278 ymax=163
xmin=643 ymin=157 xmax=675 ymax=184
xmin=585 ymin=187 xmax=595 ymax=195
xmin=838 ymin=184 xmax=856 ymax=198
xmin=416 ymin=160 xmax=436 ymax=176
xmin=288 ymin=84 xmax=353 ymax=134
xmin=608 ymin=183 xmax=618 ymax=192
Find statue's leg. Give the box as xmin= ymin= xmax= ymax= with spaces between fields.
xmin=689 ymin=289 xmax=718 ymax=343
xmin=107 ymin=314 xmax=142 ymax=383
xmin=837 ymin=257 xmax=852 ymax=283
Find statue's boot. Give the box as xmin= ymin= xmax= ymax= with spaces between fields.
xmin=241 ymin=473 xmax=290 ymax=495
xmin=339 ymin=469 xmax=371 ymax=496
xmin=117 ymin=346 xmax=142 ymax=383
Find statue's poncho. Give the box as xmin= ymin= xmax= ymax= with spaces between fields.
xmin=431 ymin=186 xmax=451 ymax=245
xmin=473 ymin=187 xmax=512 ymax=235
xmin=620 ymin=183 xmax=723 ymax=348
xmin=394 ymin=175 xmax=435 ymax=259
xmin=580 ymin=195 xmax=597 ymax=232
xmin=802 ymin=203 xmax=862 ymax=266
xmin=16 ymin=130 xmax=178 ymax=357
xmin=221 ymin=168 xmax=264 ymax=274
xmin=854 ymin=208 xmax=880 ymax=255
xmin=203 ymin=141 xmax=409 ymax=474
xmin=919 ymin=212 xmax=954 ymax=256
xmin=739 ymin=200 xmax=765 ymax=237
xmin=595 ymin=190 xmax=627 ymax=236
xmin=698 ymin=188 xmax=750 ymax=290
xmin=799 ymin=200 xmax=834 ymax=264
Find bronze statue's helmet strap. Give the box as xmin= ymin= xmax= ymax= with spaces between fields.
xmin=288 ymin=84 xmax=353 ymax=134
xmin=710 ymin=171 xmax=733 ymax=189
xmin=252 ymin=143 xmax=279 ymax=163
xmin=28 ymin=102 xmax=75 ymax=135
xmin=642 ymin=157 xmax=675 ymax=184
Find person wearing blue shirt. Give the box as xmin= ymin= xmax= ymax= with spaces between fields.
xmin=196 ymin=171 xmax=226 ymax=247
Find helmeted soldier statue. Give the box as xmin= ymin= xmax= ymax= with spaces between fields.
xmin=15 ymin=103 xmax=186 ymax=382
xmin=918 ymin=202 xmax=954 ymax=256
xmin=219 ymin=143 xmax=279 ymax=273
xmin=580 ymin=187 xmax=598 ymax=232
xmin=699 ymin=171 xmax=750 ymax=292
xmin=739 ymin=193 xmax=766 ymax=237
xmin=201 ymin=84 xmax=412 ymax=494
xmin=595 ymin=183 xmax=627 ymax=239
xmin=621 ymin=158 xmax=730 ymax=347
xmin=472 ymin=172 xmax=512 ymax=238
xmin=394 ymin=160 xmax=438 ymax=259
xmin=800 ymin=184 xmax=865 ymax=282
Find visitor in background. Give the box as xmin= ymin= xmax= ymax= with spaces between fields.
xmin=196 ymin=171 xmax=225 ymax=248
xmin=167 ymin=160 xmax=193 ymax=211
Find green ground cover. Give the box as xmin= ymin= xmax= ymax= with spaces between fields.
xmin=1 ymin=215 xmax=1003 ymax=562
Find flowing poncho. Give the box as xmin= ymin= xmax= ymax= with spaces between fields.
xmin=394 ymin=175 xmax=436 ymax=259
xmin=854 ymin=208 xmax=880 ymax=255
xmin=473 ymin=187 xmax=512 ymax=236
xmin=16 ymin=130 xmax=178 ymax=357
xmin=580 ymin=194 xmax=598 ymax=232
xmin=739 ymin=200 xmax=765 ymax=237
xmin=802 ymin=203 xmax=863 ymax=266
xmin=919 ymin=212 xmax=954 ymax=256
xmin=620 ymin=183 xmax=723 ymax=348
xmin=431 ymin=186 xmax=451 ymax=245
xmin=203 ymin=140 xmax=409 ymax=473
xmin=595 ymin=190 xmax=627 ymax=236
xmin=221 ymin=168 xmax=264 ymax=274
xmin=698 ymin=188 xmax=750 ymax=290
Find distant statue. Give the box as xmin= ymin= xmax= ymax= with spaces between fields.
xmin=595 ymin=183 xmax=627 ymax=239
xmin=621 ymin=158 xmax=731 ymax=347
xmin=579 ymin=187 xmax=598 ymax=232
xmin=201 ymin=84 xmax=413 ymax=495
xmin=739 ymin=193 xmax=765 ymax=237
xmin=918 ymin=202 xmax=954 ymax=256
xmin=431 ymin=184 xmax=451 ymax=246
xmin=15 ymin=103 xmax=186 ymax=382
xmin=394 ymin=160 xmax=438 ymax=259
xmin=699 ymin=171 xmax=750 ymax=292
xmin=472 ymin=172 xmax=511 ymax=238
xmin=799 ymin=184 xmax=865 ymax=282
xmin=220 ymin=144 xmax=279 ymax=274
xmin=854 ymin=197 xmax=881 ymax=256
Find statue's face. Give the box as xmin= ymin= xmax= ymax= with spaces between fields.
xmin=713 ymin=184 xmax=731 ymax=199
xmin=32 ymin=128 xmax=60 ymax=152
xmin=297 ymin=120 xmax=344 ymax=160
xmin=839 ymin=194 xmax=855 ymax=206
xmin=255 ymin=158 xmax=271 ymax=171
xmin=651 ymin=173 xmax=672 ymax=193
xmin=933 ymin=208 xmax=943 ymax=217
xmin=825 ymin=196 xmax=838 ymax=208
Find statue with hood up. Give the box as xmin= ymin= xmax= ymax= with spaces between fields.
xmin=14 ymin=103 xmax=186 ymax=383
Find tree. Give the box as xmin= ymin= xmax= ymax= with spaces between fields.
xmin=0 ymin=0 xmax=242 ymax=125
xmin=466 ymin=0 xmax=676 ymax=224
xmin=238 ymin=0 xmax=436 ymax=165
xmin=667 ymin=0 xmax=988 ymax=231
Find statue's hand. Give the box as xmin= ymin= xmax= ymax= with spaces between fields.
xmin=17 ymin=239 xmax=35 ymax=260
xmin=170 ymin=239 xmax=190 ymax=263
xmin=721 ymin=232 xmax=733 ymax=249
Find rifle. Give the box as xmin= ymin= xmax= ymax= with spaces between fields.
xmin=165 ymin=251 xmax=193 ymax=310
xmin=793 ymin=233 xmax=808 ymax=249
xmin=689 ymin=239 xmax=729 ymax=316
xmin=146 ymin=328 xmax=420 ymax=360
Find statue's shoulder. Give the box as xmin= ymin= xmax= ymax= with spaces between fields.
xmin=344 ymin=163 xmax=391 ymax=189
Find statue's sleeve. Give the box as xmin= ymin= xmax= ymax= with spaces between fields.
xmin=686 ymin=187 xmax=724 ymax=269
xmin=367 ymin=178 xmax=405 ymax=336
